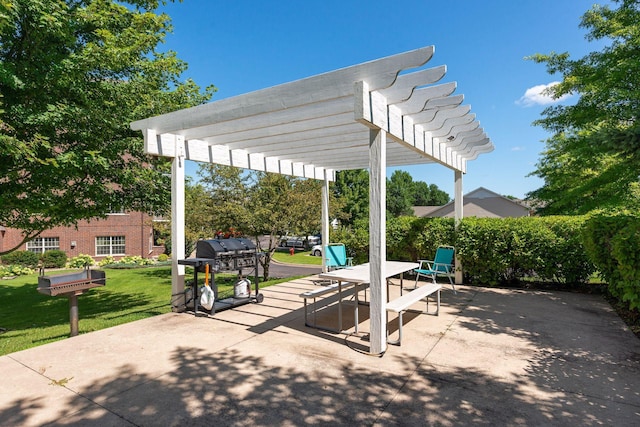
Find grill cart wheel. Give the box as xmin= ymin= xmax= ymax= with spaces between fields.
xmin=256 ymin=293 xmax=264 ymax=303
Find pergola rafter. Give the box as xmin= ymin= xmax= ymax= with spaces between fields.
xmin=132 ymin=46 xmax=492 ymax=180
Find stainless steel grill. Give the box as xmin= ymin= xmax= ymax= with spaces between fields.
xmin=195 ymin=238 xmax=258 ymax=272
xmin=179 ymin=237 xmax=264 ymax=315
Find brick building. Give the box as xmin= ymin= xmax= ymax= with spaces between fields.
xmin=0 ymin=212 xmax=166 ymax=261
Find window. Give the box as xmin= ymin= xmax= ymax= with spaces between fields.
xmin=96 ymin=236 xmax=125 ymax=256
xmin=27 ymin=237 xmax=60 ymax=254
xmin=107 ymin=205 xmax=126 ymax=215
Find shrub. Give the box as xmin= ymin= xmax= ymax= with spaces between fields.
xmin=455 ymin=216 xmax=595 ymax=286
xmin=67 ymin=254 xmax=95 ymax=268
xmin=331 ymin=215 xmax=598 ymax=290
xmin=582 ymin=212 xmax=640 ymax=309
xmin=538 ymin=216 xmax=594 ymax=285
xmin=157 ymin=253 xmax=169 ymax=262
xmin=99 ymin=255 xmax=156 ymax=268
xmin=1 ymin=250 xmax=39 ymax=268
xmin=387 ymin=216 xmax=416 ymax=261
xmin=98 ymin=256 xmax=116 ymax=267
xmin=40 ymin=250 xmax=67 ymax=268
xmin=456 ymin=218 xmax=511 ymax=285
xmin=0 ymin=264 xmax=35 ymax=277
xmin=331 ymin=218 xmax=369 ymax=264
xmin=118 ymin=256 xmax=154 ymax=266
xmin=411 ymin=217 xmax=456 ymax=261
xmin=386 ymin=216 xmax=456 ymax=262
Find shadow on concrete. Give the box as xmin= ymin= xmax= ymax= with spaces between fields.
xmin=2 ymin=283 xmax=639 ymax=425
xmin=0 ymin=346 xmax=591 ymax=426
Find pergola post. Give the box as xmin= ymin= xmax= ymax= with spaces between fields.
xmin=369 ymin=128 xmax=387 ymax=355
xmin=454 ymin=170 xmax=463 ymax=285
xmin=321 ymin=170 xmax=331 ymax=273
xmin=171 ymin=136 xmax=186 ymax=311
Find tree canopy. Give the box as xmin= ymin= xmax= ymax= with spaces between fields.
xmin=0 ymin=0 xmax=214 ymax=254
xmin=334 ymin=169 xmax=450 ymax=224
xmin=193 ymin=165 xmax=326 ymax=280
xmin=527 ymin=0 xmax=640 ymax=214
xmin=387 ymin=170 xmax=415 ymax=217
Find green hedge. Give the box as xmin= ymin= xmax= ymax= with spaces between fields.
xmin=331 ymin=218 xmax=370 ymax=265
xmin=333 ymin=215 xmax=596 ymax=287
xmin=1 ymin=250 xmax=39 ymax=268
xmin=455 ymin=217 xmax=594 ymax=286
xmin=582 ymin=213 xmax=640 ymax=309
xmin=537 ymin=216 xmax=594 ymax=285
xmin=40 ymin=249 xmax=67 ymax=268
xmin=328 ymin=214 xmax=640 ymax=310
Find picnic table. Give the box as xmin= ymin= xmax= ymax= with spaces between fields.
xmin=300 ymin=262 xmax=418 ymax=333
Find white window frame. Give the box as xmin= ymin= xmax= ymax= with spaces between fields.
xmin=27 ymin=237 xmax=60 ymax=254
xmin=96 ymin=236 xmax=126 ymax=256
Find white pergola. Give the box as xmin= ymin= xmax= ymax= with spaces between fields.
xmin=131 ymin=46 xmax=493 ymax=355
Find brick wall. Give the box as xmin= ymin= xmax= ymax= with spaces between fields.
xmin=0 ymin=212 xmax=166 ymax=260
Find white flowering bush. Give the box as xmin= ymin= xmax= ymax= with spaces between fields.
xmin=67 ymin=254 xmax=95 ymax=268
xmin=99 ymin=255 xmax=156 ymax=268
xmin=98 ymin=256 xmax=116 ymax=267
xmin=0 ymin=265 xmax=35 ymax=277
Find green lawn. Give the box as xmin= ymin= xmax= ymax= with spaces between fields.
xmin=272 ymin=250 xmax=322 ymax=265
xmin=0 ymin=266 xmax=296 ymax=356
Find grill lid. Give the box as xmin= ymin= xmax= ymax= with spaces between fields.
xmin=196 ymin=238 xmax=257 ymax=258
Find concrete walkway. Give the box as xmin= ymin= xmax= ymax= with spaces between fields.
xmin=1 ymin=277 xmax=639 ymax=426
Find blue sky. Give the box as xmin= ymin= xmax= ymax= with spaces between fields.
xmin=157 ymin=0 xmax=609 ymax=199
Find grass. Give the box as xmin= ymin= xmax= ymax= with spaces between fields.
xmin=0 ymin=266 xmax=297 ymax=356
xmin=272 ymin=249 xmax=322 ymax=265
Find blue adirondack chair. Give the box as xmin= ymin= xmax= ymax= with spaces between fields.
xmin=414 ymin=245 xmax=456 ymax=293
xmin=325 ymin=243 xmax=353 ymax=271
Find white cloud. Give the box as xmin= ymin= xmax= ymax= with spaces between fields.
xmin=517 ymin=82 xmax=572 ymax=107
xmin=511 ymin=146 xmax=525 ymax=152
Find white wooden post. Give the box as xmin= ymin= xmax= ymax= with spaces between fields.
xmin=369 ymin=128 xmax=387 ymax=355
xmin=171 ymin=136 xmax=186 ymax=311
xmin=454 ymin=170 xmax=463 ymax=285
xmin=321 ymin=170 xmax=330 ymax=272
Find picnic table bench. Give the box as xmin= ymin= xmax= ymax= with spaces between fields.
xmin=386 ymin=282 xmax=440 ymax=345
xmin=299 ymin=281 xmax=369 ymax=333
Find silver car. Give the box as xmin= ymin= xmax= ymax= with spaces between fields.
xmin=280 ymin=235 xmax=321 ymax=250
xmin=310 ymin=244 xmax=322 ymax=257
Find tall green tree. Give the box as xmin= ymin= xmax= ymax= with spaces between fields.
xmin=154 ymin=179 xmax=215 ymax=257
xmin=412 ymin=181 xmax=450 ymax=206
xmin=245 ymin=173 xmax=322 ymax=280
xmin=198 ymin=164 xmax=252 ymax=235
xmin=333 ymin=168 xmax=450 ymax=222
xmin=527 ymin=0 xmax=640 ymax=214
xmin=0 ymin=0 xmax=214 ymax=254
xmin=333 ymin=169 xmax=369 ymax=226
xmin=387 ymin=170 xmax=414 ymax=217
xmin=194 ymin=165 xmax=324 ymax=280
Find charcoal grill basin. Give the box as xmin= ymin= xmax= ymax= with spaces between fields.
xmin=37 ymin=269 xmax=106 ymax=296
xmin=37 ymin=269 xmax=106 ymax=337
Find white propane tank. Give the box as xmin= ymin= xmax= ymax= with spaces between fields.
xmin=234 ymin=278 xmax=251 ymax=298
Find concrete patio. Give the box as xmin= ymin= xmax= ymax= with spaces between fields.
xmin=1 ymin=276 xmax=639 ymax=426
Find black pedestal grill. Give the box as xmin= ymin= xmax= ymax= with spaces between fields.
xmin=178 ymin=238 xmax=264 ymax=314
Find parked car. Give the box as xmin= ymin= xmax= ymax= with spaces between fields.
xmin=311 ymin=244 xmax=322 ymax=257
xmin=279 ymin=235 xmax=321 ymax=250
